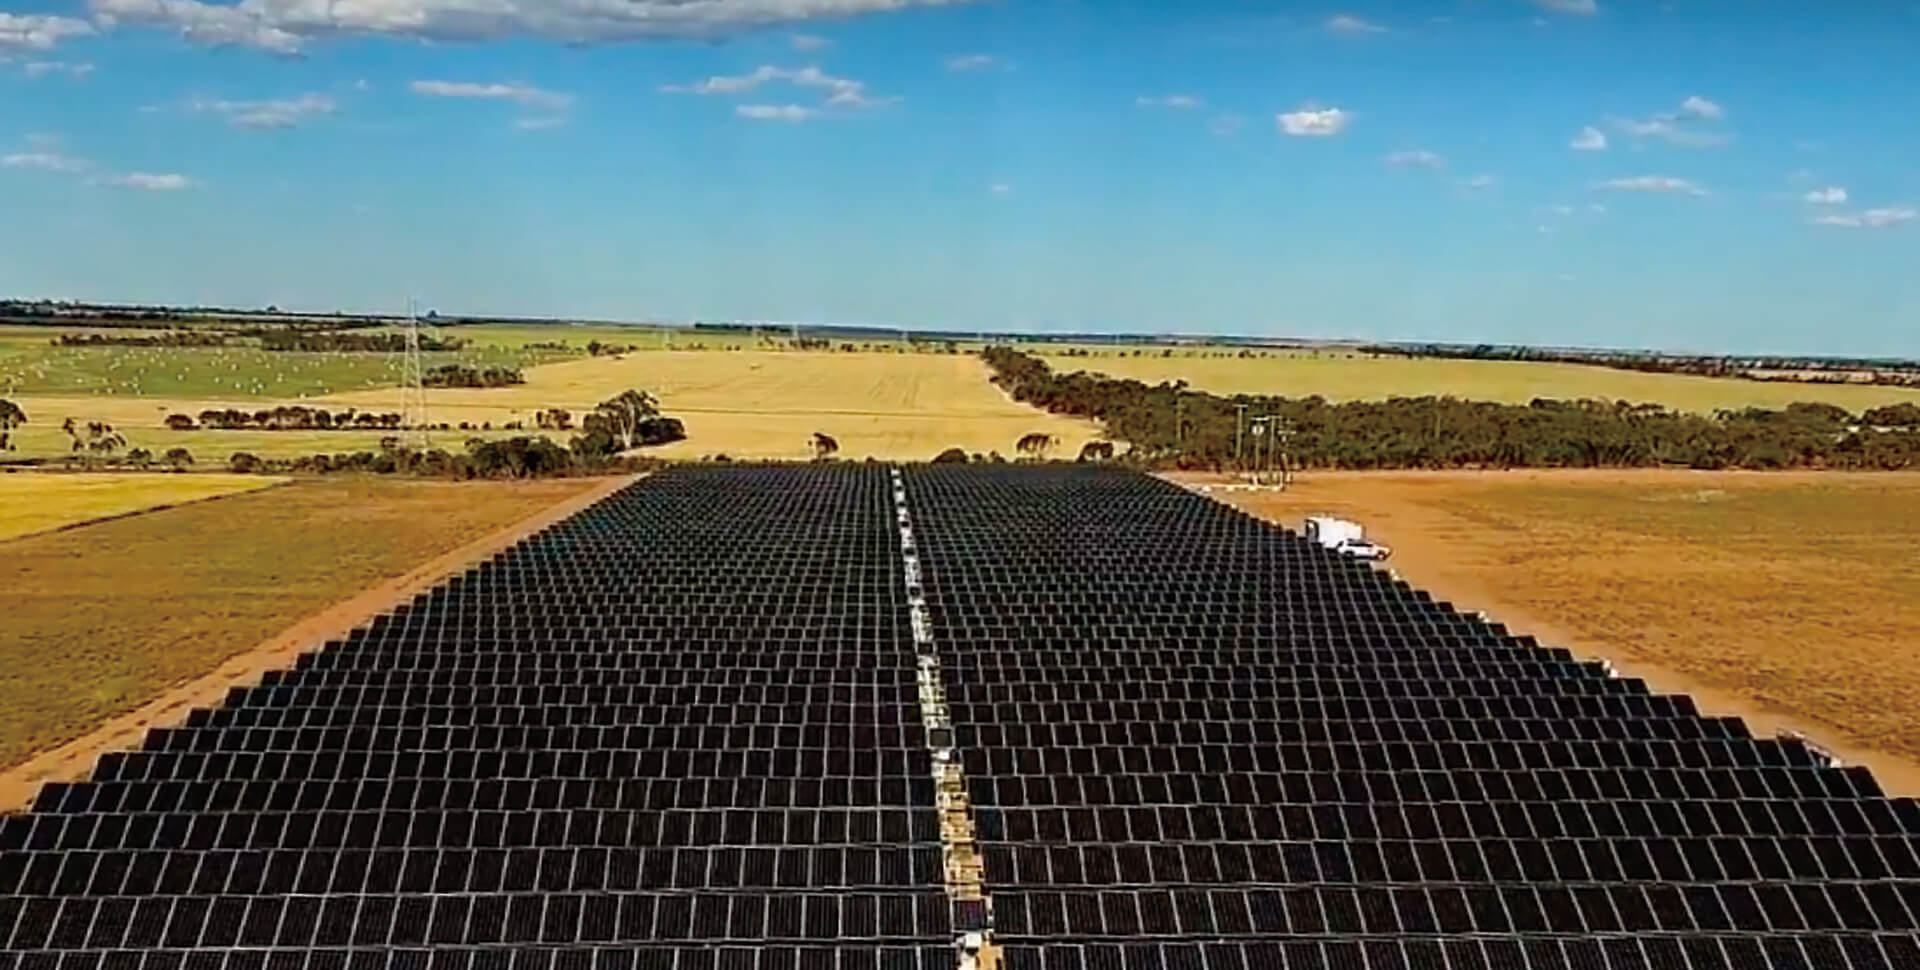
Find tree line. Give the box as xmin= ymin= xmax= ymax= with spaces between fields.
xmin=422 ymin=364 xmax=524 ymax=387
xmin=982 ymin=348 xmax=1920 ymax=471
xmin=180 ymin=407 xmax=405 ymax=431
xmin=258 ymin=331 xmax=470 ymax=353
xmin=45 ymin=329 xmax=472 ymax=352
xmin=223 ymin=390 xmax=684 ymax=479
xmin=1366 ymin=343 xmax=1920 ymax=389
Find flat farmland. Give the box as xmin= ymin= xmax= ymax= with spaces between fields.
xmin=0 ymin=472 xmax=287 ymax=541
xmin=0 ymin=326 xmax=559 ymax=400
xmin=0 ymin=477 xmax=602 ymax=773
xmin=1053 ymin=349 xmax=1920 ymax=413
xmin=316 ymin=350 xmax=1099 ymax=460
xmin=0 ymin=395 xmax=466 ymax=463
xmin=1187 ymin=470 xmax=1920 ymax=790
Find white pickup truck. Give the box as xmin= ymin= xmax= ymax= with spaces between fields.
xmin=1304 ymin=516 xmax=1392 ymax=561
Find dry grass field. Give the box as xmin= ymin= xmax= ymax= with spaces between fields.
xmin=0 ymin=477 xmax=598 ymax=771
xmin=0 ymin=472 xmax=287 ymax=541
xmin=316 ymin=350 xmax=1099 ymax=460
xmin=5 ymin=349 xmax=1096 ymax=463
xmin=1187 ymin=470 xmax=1920 ymax=792
xmin=1055 ymin=350 xmax=1920 ymax=414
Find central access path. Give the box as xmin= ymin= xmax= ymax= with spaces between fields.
xmin=2 ymin=465 xmax=1917 ymax=970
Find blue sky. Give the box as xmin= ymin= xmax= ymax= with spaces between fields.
xmin=3 ymin=0 xmax=1917 ymax=355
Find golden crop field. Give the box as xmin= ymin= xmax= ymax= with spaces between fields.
xmin=1194 ymin=470 xmax=1920 ymax=791
xmin=0 ymin=472 xmax=287 ymax=541
xmin=0 ymin=477 xmax=599 ymax=771
xmin=315 ymin=350 xmax=1099 ymax=460
xmin=1050 ymin=349 xmax=1920 ymax=414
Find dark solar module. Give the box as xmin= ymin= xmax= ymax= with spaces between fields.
xmin=4 ymin=464 xmax=1919 ymax=969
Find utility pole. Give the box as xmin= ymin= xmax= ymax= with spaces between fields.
xmin=401 ymin=296 xmax=430 ymax=450
xmin=1234 ymin=404 xmax=1248 ymax=471
xmin=1276 ymin=418 xmax=1295 ymax=490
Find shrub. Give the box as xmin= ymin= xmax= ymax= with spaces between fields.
xmin=932 ymin=448 xmax=969 ymax=464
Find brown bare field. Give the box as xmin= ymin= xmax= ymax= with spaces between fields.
xmin=1178 ymin=469 xmax=1920 ymax=794
xmin=0 ymin=477 xmax=600 ymax=776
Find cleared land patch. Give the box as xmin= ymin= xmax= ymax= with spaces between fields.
xmin=1190 ymin=470 xmax=1920 ymax=790
xmin=1054 ymin=349 xmax=1920 ymax=413
xmin=315 ymin=349 xmax=1099 ymax=460
xmin=0 ymin=477 xmax=598 ymax=772
xmin=0 ymin=472 xmax=287 ymax=541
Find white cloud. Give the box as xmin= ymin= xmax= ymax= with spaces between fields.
xmin=662 ymin=64 xmax=892 ymax=110
xmin=86 ymin=0 xmax=970 ymax=53
xmin=1589 ymin=203 xmax=1606 ymax=213
xmin=1461 ymin=174 xmax=1497 ymax=190
xmin=1607 ymin=97 xmax=1731 ymax=148
xmin=0 ymin=13 xmax=95 ymax=52
xmin=790 ymin=33 xmax=829 ymax=50
xmin=190 ymin=92 xmax=336 ymax=129
xmin=352 ymin=78 xmax=371 ymax=92
xmin=943 ymin=53 xmax=995 ymax=71
xmin=1543 ymin=204 xmax=1574 ymax=216
xmin=1569 ymin=125 xmax=1607 ymax=151
xmin=1803 ymin=186 xmax=1847 ymax=205
xmin=1530 ymin=0 xmax=1597 ymax=13
xmin=1600 ymin=175 xmax=1707 ymax=195
xmin=2 ymin=151 xmax=93 ymax=173
xmin=1136 ymin=94 xmax=1202 ymax=110
xmin=1208 ymin=115 xmax=1244 ymax=136
xmin=89 ymin=0 xmax=299 ymax=53
xmin=513 ymin=116 xmax=566 ymax=130
xmin=1679 ymin=95 xmax=1722 ymax=120
xmin=1277 ymin=107 xmax=1350 ymax=136
xmin=661 ymin=65 xmax=783 ymax=95
xmin=736 ymin=103 xmax=816 ymax=122
xmin=410 ymin=80 xmax=572 ymax=110
xmin=989 ymin=182 xmax=1010 ymax=195
xmin=23 ymin=60 xmax=95 ymax=77
xmin=98 ymin=172 xmax=192 ymax=190
xmin=1326 ymin=14 xmax=1386 ymax=34
xmin=1384 ymin=149 xmax=1443 ymax=169
xmin=24 ymin=132 xmax=62 ymax=148
xmin=1811 ymin=207 xmax=1914 ymax=229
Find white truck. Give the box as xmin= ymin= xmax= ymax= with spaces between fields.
xmin=1304 ymin=516 xmax=1392 ymax=561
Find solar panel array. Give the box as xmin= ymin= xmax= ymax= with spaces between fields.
xmin=1 ymin=467 xmax=954 ymax=970
xmin=902 ymin=465 xmax=1920 ymax=970
xmin=2 ymin=464 xmax=1918 ymax=970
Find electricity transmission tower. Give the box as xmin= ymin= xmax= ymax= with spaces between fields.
xmin=401 ymin=297 xmax=431 ymax=449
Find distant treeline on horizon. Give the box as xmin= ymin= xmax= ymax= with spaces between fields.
xmin=4 ymin=297 xmax=1915 ymax=372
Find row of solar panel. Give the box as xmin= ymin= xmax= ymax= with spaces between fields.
xmin=0 ymin=891 xmax=955 ymax=949
xmin=8 ymin=933 xmax=1915 ymax=970
xmin=108 ymin=745 xmax=925 ymax=776
xmin=31 ymin=777 xmax=941 ymax=816
xmin=983 ymin=874 xmax=1920 ymax=933
xmin=7 ymin=845 xmax=1918 ymax=899
xmin=157 ymin=716 xmax=1754 ymax=754
xmin=1 ymin=844 xmax=948 ymax=895
xmin=17 ymin=799 xmax=1916 ymax=849
xmin=2 ymin=808 xmax=941 ymax=852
